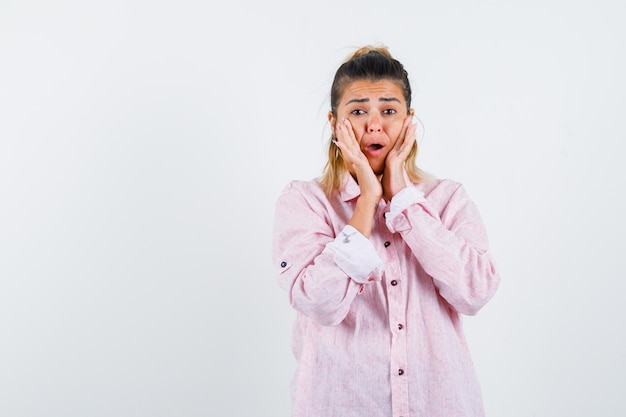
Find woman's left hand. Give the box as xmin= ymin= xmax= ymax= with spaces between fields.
xmin=382 ymin=114 xmax=417 ymax=202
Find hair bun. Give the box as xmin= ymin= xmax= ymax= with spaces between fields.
xmin=348 ymin=44 xmax=393 ymax=61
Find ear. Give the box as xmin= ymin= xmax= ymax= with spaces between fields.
xmin=409 ymin=108 xmax=415 ymax=117
xmin=328 ymin=111 xmax=336 ymax=135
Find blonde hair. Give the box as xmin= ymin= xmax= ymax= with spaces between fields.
xmin=319 ymin=45 xmax=427 ymax=195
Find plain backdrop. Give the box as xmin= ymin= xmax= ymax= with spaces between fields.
xmin=1 ymin=0 xmax=625 ymax=416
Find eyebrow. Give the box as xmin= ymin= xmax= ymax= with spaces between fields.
xmin=345 ymin=97 xmax=402 ymax=105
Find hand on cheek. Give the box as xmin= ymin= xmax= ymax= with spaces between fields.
xmin=382 ymin=114 xmax=417 ymax=202
xmin=334 ymin=118 xmax=382 ymax=203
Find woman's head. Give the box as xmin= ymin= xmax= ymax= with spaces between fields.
xmin=321 ymin=45 xmax=425 ymax=194
xmin=329 ymin=46 xmax=412 ymax=118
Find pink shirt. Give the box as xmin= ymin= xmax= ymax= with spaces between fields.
xmin=272 ymin=174 xmax=500 ymax=417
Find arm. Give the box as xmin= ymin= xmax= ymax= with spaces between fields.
xmin=335 ymin=118 xmax=382 ymax=238
xmin=386 ymin=183 xmax=500 ymax=315
xmin=272 ymin=183 xmax=383 ymax=326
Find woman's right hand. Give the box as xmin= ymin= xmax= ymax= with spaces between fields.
xmin=334 ymin=118 xmax=381 ymax=238
xmin=334 ymin=118 xmax=382 ymax=203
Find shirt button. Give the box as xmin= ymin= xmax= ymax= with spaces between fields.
xmin=391 ymin=280 xmax=398 ymax=286
xmin=398 ymin=323 xmax=403 ymax=330
xmin=280 ymin=261 xmax=287 ymax=268
xmin=398 ymin=369 xmax=404 ymax=375
xmin=384 ymin=241 xmax=390 ymax=247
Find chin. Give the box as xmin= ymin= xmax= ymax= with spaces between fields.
xmin=372 ymin=166 xmax=385 ymax=176
xmin=368 ymin=157 xmax=386 ymax=175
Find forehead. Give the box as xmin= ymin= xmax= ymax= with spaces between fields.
xmin=339 ymin=79 xmax=405 ymax=105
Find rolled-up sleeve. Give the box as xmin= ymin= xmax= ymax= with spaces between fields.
xmin=272 ymin=182 xmax=383 ymax=326
xmin=326 ymin=225 xmax=383 ymax=284
xmin=385 ymin=182 xmax=500 ymax=316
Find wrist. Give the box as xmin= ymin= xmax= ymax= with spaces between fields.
xmin=349 ymin=196 xmax=378 ymax=238
xmin=383 ymin=170 xmax=407 ymax=201
xmin=356 ymin=192 xmax=380 ymax=209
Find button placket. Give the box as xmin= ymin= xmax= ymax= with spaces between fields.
xmin=375 ymin=213 xmax=409 ymax=417
xmin=384 ymin=236 xmax=409 ymax=417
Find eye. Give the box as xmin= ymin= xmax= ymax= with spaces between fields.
xmin=351 ymin=109 xmax=366 ymax=116
xmin=383 ymin=109 xmax=397 ymax=115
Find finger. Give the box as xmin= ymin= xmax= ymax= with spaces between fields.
xmin=337 ymin=118 xmax=359 ymax=153
xmin=334 ymin=119 xmax=363 ymax=165
xmin=334 ymin=120 xmax=350 ymax=151
xmin=394 ymin=115 xmax=413 ymax=152
xmin=342 ymin=118 xmax=358 ymax=143
xmin=335 ymin=119 xmax=350 ymax=145
xmin=400 ymin=122 xmax=417 ymax=156
xmin=396 ymin=120 xmax=417 ymax=158
xmin=337 ymin=119 xmax=361 ymax=154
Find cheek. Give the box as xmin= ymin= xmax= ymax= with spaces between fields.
xmin=386 ymin=126 xmax=403 ymax=143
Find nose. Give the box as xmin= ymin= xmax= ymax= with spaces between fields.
xmin=367 ymin=113 xmax=382 ymax=133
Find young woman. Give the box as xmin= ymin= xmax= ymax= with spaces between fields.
xmin=272 ymin=45 xmax=500 ymax=417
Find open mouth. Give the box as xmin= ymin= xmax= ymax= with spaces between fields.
xmin=364 ymin=143 xmax=385 ymax=157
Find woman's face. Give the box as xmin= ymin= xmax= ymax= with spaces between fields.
xmin=330 ymin=79 xmax=412 ymax=175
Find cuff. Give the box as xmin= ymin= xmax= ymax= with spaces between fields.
xmin=385 ymin=186 xmax=426 ymax=224
xmin=325 ymin=225 xmax=384 ymax=284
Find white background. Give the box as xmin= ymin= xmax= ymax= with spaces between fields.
xmin=1 ymin=0 xmax=625 ymax=416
